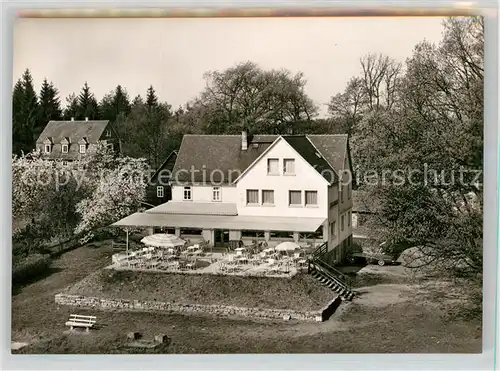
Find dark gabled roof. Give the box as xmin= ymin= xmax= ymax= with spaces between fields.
xmin=171 ymin=135 xmax=277 ymax=183
xmin=171 ymin=134 xmax=350 ymax=185
xmin=150 ymin=150 xmax=178 ymax=181
xmin=307 ymin=135 xmax=349 ymax=175
xmin=36 ymin=120 xmax=110 ymax=144
xmin=281 ymin=136 xmax=336 ymax=183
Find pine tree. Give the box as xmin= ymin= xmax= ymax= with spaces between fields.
xmin=63 ymin=93 xmax=79 ymax=120
xmin=145 ymin=85 xmax=158 ymax=109
xmin=76 ymin=82 xmax=99 ymax=120
xmin=12 ymin=79 xmax=25 ymax=154
xmin=37 ymin=78 xmax=62 ymax=136
xmin=99 ymin=85 xmax=131 ymax=122
xmin=12 ymin=69 xmax=39 ymax=154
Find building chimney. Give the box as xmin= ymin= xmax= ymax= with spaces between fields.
xmin=241 ymin=131 xmax=248 ymax=151
xmin=71 ymin=117 xmax=74 ymax=121
xmin=85 ymin=117 xmax=89 ymax=121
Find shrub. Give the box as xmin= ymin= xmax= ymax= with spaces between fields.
xmin=12 ymin=253 xmax=52 ymax=285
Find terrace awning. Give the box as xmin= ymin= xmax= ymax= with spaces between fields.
xmin=112 ymin=213 xmax=326 ymax=233
xmin=147 ymin=202 xmax=238 ymax=216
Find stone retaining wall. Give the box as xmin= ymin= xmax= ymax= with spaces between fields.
xmin=55 ymin=293 xmax=342 ymax=322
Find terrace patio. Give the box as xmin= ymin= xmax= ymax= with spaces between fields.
xmin=110 ymin=234 xmax=310 ymax=277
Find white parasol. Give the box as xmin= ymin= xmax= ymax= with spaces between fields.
xmin=275 ymin=241 xmax=300 ymax=252
xmin=141 ymin=233 xmax=186 ymax=248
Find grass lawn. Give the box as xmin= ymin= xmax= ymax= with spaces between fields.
xmin=12 ymin=243 xmax=482 ymax=354
xmin=65 ymin=268 xmax=333 ymax=311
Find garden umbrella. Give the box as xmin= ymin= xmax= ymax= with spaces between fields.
xmin=141 ymin=233 xmax=186 ymax=249
xmin=275 ymin=241 xmax=300 ymax=257
xmin=275 ymin=241 xmax=300 ymax=252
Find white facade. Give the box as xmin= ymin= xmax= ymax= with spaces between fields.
xmin=171 ymin=184 xmax=238 ymax=203
xmin=235 ymin=138 xmax=329 ymax=218
xmin=168 ymin=136 xmax=353 ymax=261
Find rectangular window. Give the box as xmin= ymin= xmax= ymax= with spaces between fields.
xmin=289 ymin=190 xmax=302 ymax=206
xmin=61 ymin=144 xmax=68 ymax=153
xmin=331 ymin=221 xmax=336 ymax=237
xmin=340 ymin=186 xmax=344 ymax=203
xmin=62 ymin=161 xmax=68 ymax=166
xmin=283 ymin=159 xmax=295 ymax=175
xmin=183 ymin=186 xmax=192 ymax=200
xmin=267 ymin=158 xmax=279 ymax=175
xmin=44 ymin=145 xmax=51 ymax=153
xmin=79 ymin=144 xmax=86 ymax=154
xmin=157 ymin=186 xmax=164 ymax=198
xmin=246 ymin=189 xmax=259 ymax=205
xmin=341 ymin=214 xmax=345 ymax=231
xmin=107 ymin=143 xmax=114 ymax=151
xmin=305 ymin=191 xmax=318 ymax=206
xmin=348 ymin=211 xmax=351 ymax=226
xmin=262 ymin=190 xmax=274 ymax=205
xmin=212 ymin=187 xmax=221 ymax=201
xmin=348 ymin=183 xmax=352 ymax=199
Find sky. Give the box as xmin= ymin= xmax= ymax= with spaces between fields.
xmin=13 ymin=16 xmax=447 ymax=116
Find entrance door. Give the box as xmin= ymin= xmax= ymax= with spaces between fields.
xmin=214 ymin=229 xmax=229 ymax=247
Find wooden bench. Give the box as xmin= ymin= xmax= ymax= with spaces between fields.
xmin=65 ymin=314 xmax=97 ymax=332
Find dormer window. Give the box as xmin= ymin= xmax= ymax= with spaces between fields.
xmin=60 ymin=137 xmax=70 ymax=153
xmin=78 ymin=137 xmax=88 ymax=154
xmin=43 ymin=137 xmax=53 ymax=153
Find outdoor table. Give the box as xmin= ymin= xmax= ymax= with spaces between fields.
xmin=128 ymin=259 xmax=140 ymax=268
xmin=236 ymin=256 xmax=249 ymax=264
xmin=148 ymin=261 xmax=159 ymax=269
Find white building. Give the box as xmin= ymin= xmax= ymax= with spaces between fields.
xmin=114 ymin=132 xmax=354 ymax=263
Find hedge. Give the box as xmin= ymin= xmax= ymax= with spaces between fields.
xmin=12 ymin=254 xmax=52 ymax=285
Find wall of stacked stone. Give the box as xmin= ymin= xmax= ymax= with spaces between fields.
xmin=55 ymin=293 xmax=341 ymax=322
xmin=107 ymin=264 xmax=300 ymax=278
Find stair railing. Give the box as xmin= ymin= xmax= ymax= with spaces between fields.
xmin=311 ymin=241 xmax=328 ymax=259
xmin=314 ymin=259 xmax=352 ymax=290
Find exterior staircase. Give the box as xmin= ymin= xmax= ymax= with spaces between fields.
xmin=308 ymin=242 xmax=355 ymax=301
